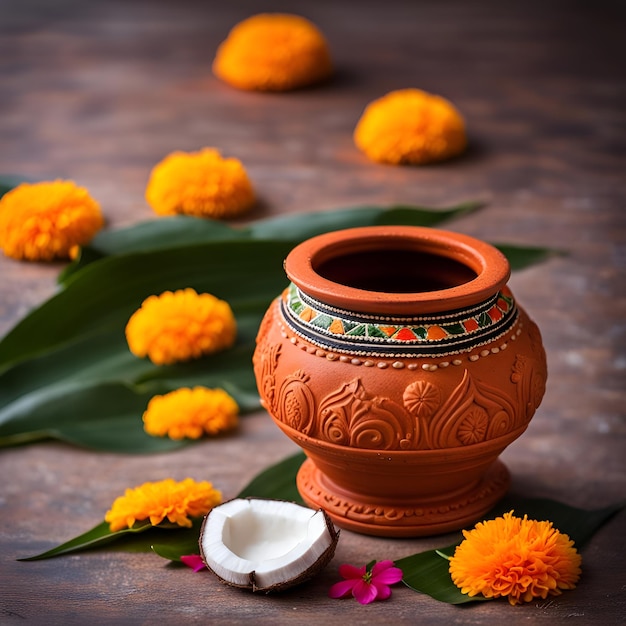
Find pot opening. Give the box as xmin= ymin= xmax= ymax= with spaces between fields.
xmin=314 ymin=248 xmax=478 ymax=294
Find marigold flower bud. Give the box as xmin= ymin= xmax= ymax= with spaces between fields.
xmin=125 ymin=288 xmax=237 ymax=365
xmin=145 ymin=148 xmax=255 ymax=219
xmin=213 ymin=13 xmax=333 ymax=91
xmin=143 ymin=387 xmax=239 ymax=440
xmin=0 ymin=180 xmax=103 ymax=261
xmin=354 ymin=88 xmax=467 ymax=165
xmin=104 ymin=478 xmax=221 ymax=532
xmin=449 ymin=511 xmax=582 ymax=605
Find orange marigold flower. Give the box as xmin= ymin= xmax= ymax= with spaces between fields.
xmin=449 ymin=511 xmax=582 ymax=606
xmin=143 ymin=387 xmax=239 ymax=440
xmin=0 ymin=180 xmax=104 ymax=261
xmin=104 ymin=478 xmax=222 ymax=532
xmin=145 ymin=148 xmax=255 ymax=218
xmin=213 ymin=13 xmax=333 ymax=91
xmin=354 ymin=88 xmax=467 ymax=165
xmin=125 ymin=288 xmax=237 ymax=365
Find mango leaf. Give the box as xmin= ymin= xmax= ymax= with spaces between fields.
xmin=0 ymin=240 xmax=291 ymax=450
xmin=0 ymin=175 xmax=29 ymax=198
xmin=0 ymin=380 xmax=183 ymax=452
xmin=397 ymin=497 xmax=624 ymax=604
xmin=0 ymin=239 xmax=294 ymax=371
xmin=58 ymin=217 xmax=243 ymax=283
xmin=246 ymin=201 xmax=483 ymax=240
xmin=237 ymin=451 xmax=306 ymax=504
xmin=0 ymin=204 xmax=561 ymax=452
xmin=0 ymin=317 xmax=261 ymax=451
xmin=493 ymin=243 xmax=566 ymax=271
xmin=60 ymin=202 xmax=483 ymax=282
xmin=152 ymin=536 xmax=204 ymax=563
xmin=396 ymin=544 xmax=476 ymax=604
xmin=20 ymin=517 xmax=205 ymax=561
xmin=487 ymin=495 xmax=624 ymax=548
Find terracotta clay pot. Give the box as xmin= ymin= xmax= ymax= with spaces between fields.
xmin=253 ymin=226 xmax=547 ymax=537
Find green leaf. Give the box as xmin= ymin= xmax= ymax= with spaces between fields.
xmin=0 ymin=174 xmax=29 ymax=198
xmin=373 ymin=202 xmax=484 ymax=227
xmin=396 ymin=496 xmax=624 ymax=604
xmin=397 ymin=544 xmax=480 ymax=604
xmin=0 ymin=240 xmax=283 ymax=450
xmin=59 ymin=217 xmax=244 ymax=283
xmin=237 ymin=451 xmax=306 ymax=504
xmin=0 ymin=239 xmax=294 ymax=371
xmin=20 ymin=517 xmax=206 ymax=561
xmin=248 ymin=202 xmax=482 ymax=240
xmin=0 ymin=379 xmax=189 ymax=452
xmin=152 ymin=538 xmax=202 ymax=563
xmin=60 ymin=203 xmax=483 ymax=281
xmin=0 ymin=203 xmax=561 ymax=452
xmin=493 ymin=243 xmax=566 ymax=271
xmin=486 ymin=494 xmax=623 ymax=547
xmin=19 ymin=520 xmax=154 ymax=561
xmin=0 ymin=317 xmax=261 ymax=451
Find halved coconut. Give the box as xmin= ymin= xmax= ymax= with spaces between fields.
xmin=199 ymin=498 xmax=339 ymax=592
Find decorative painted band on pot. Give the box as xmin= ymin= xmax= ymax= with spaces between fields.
xmin=281 ymin=282 xmax=519 ymax=358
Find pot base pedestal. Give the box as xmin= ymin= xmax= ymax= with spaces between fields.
xmin=296 ymin=458 xmax=511 ymax=537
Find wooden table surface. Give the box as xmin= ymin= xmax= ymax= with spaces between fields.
xmin=1 ymin=0 xmax=624 ymax=624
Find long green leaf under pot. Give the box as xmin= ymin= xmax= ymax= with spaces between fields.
xmin=0 ymin=204 xmax=561 ymax=453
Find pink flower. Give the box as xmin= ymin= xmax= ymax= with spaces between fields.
xmin=180 ymin=554 xmax=207 ymax=572
xmin=329 ymin=560 xmax=403 ymax=604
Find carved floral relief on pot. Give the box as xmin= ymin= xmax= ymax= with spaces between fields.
xmin=316 ymin=379 xmax=416 ymax=450
xmin=403 ymin=380 xmax=441 ymax=419
xmin=275 ymin=370 xmax=316 ymax=435
xmin=253 ymin=330 xmax=282 ymax=414
xmin=424 ymin=370 xmax=517 ymax=449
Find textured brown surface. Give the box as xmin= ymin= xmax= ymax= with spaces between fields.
xmin=1 ymin=0 xmax=625 ymax=624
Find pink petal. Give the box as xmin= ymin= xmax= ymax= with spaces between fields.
xmin=180 ymin=554 xmax=207 ymax=572
xmin=353 ymin=580 xmax=378 ymax=605
xmin=338 ymin=563 xmax=366 ymax=579
xmin=372 ymin=581 xmax=393 ymax=601
xmin=372 ymin=565 xmax=403 ymax=586
xmin=371 ymin=560 xmax=394 ymax=576
xmin=329 ymin=579 xmax=358 ymax=599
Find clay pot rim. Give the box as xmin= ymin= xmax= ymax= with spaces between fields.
xmin=284 ymin=225 xmax=511 ymax=314
xmin=276 ymin=419 xmax=527 ymax=461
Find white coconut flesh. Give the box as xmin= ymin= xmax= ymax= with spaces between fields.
xmin=200 ymin=498 xmax=339 ymax=591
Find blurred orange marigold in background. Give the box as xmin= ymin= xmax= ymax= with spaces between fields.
xmin=213 ymin=13 xmax=333 ymax=91
xmin=143 ymin=387 xmax=239 ymax=440
xmin=449 ymin=511 xmax=582 ymax=606
xmin=354 ymin=89 xmax=467 ymax=165
xmin=104 ymin=478 xmax=222 ymax=532
xmin=0 ymin=180 xmax=104 ymax=261
xmin=125 ymin=288 xmax=237 ymax=365
xmin=145 ymin=148 xmax=255 ymax=218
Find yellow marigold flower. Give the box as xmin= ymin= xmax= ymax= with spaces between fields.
xmin=0 ymin=180 xmax=103 ymax=261
xmin=125 ymin=288 xmax=237 ymax=365
xmin=143 ymin=387 xmax=239 ymax=440
xmin=449 ymin=511 xmax=582 ymax=606
xmin=104 ymin=478 xmax=221 ymax=532
xmin=354 ymin=88 xmax=467 ymax=165
xmin=213 ymin=13 xmax=333 ymax=91
xmin=145 ymin=148 xmax=255 ymax=219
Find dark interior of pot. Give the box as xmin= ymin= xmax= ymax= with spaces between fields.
xmin=314 ymin=248 xmax=478 ymax=293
